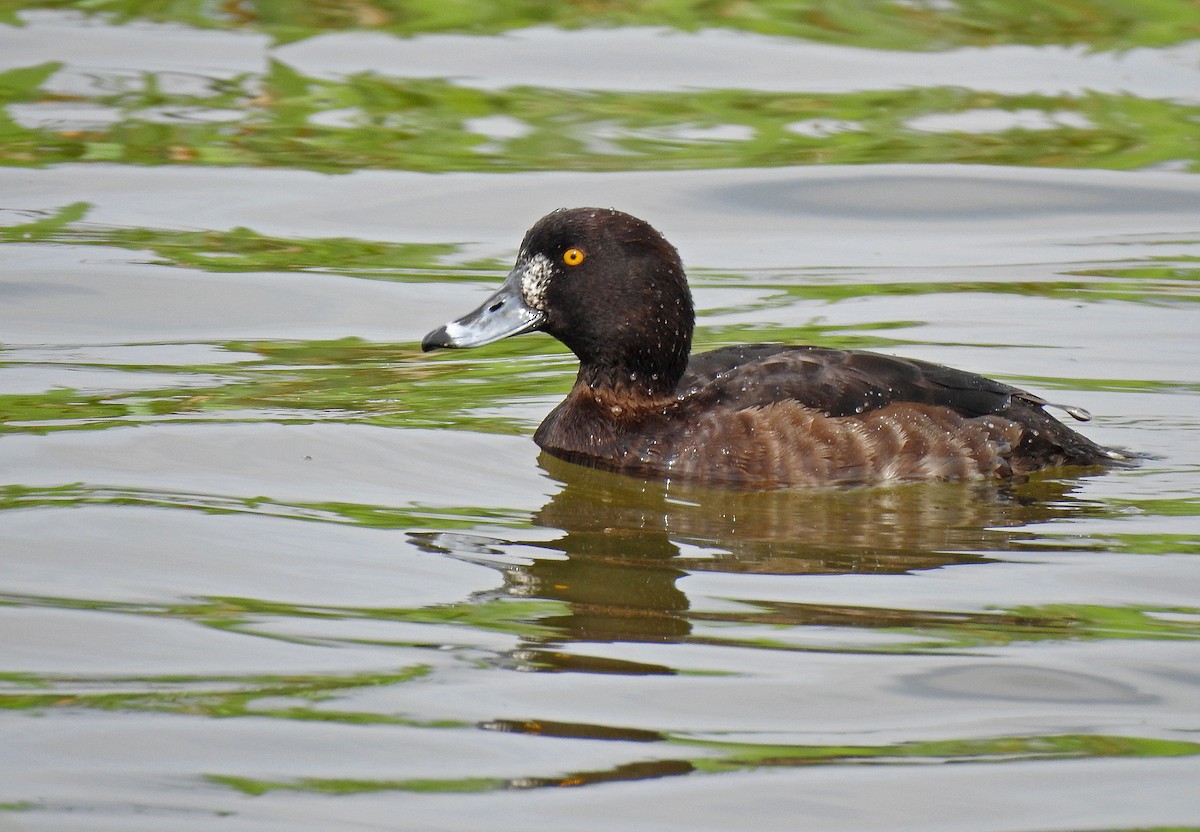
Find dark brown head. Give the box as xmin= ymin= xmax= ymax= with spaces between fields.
xmin=422 ymin=208 xmax=695 ymax=396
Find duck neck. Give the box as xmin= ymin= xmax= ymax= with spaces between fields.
xmin=574 ymin=339 xmax=689 ymax=403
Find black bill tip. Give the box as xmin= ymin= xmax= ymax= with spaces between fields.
xmin=421 ymin=326 xmax=451 ymax=352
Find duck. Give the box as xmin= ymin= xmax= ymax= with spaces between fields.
xmin=422 ymin=207 xmax=1132 ymax=488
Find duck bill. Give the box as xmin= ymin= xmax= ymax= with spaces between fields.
xmin=421 ymin=269 xmax=544 ymax=351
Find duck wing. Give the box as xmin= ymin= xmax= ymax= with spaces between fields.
xmin=681 ymin=344 xmax=1046 ymax=419
xmin=680 ymin=344 xmax=1131 ymax=473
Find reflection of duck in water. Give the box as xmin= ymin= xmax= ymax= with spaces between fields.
xmin=423 ymin=208 xmax=1133 ymax=488
xmin=414 ymin=458 xmax=1108 ymax=652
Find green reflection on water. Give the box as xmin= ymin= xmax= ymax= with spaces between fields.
xmin=0 ymin=802 xmax=35 ymax=812
xmin=0 ymin=332 xmax=567 ymax=438
xmin=0 ymin=201 xmax=488 ymax=276
xmin=0 ymin=589 xmax=568 ymax=651
xmin=0 ymin=665 xmax=435 ymax=717
xmin=1056 ymin=533 xmax=1200 ymax=556
xmin=681 ymin=733 xmax=1200 ymax=773
xmin=201 ymin=732 xmax=1200 ymax=795
xmin=208 ymin=774 xmax=505 ymax=795
xmin=2 ymin=63 xmax=1198 ymax=173
xmin=7 ymin=646 xmax=1199 ymax=784
xmin=688 ymin=602 xmax=1200 ymax=653
xmin=8 ymin=0 xmax=1199 ymax=49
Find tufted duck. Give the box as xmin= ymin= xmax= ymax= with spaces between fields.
xmin=422 ymin=208 xmax=1132 ymax=487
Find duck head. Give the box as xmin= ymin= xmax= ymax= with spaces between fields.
xmin=422 ymin=208 xmax=695 ymax=396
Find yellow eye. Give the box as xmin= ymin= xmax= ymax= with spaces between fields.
xmin=562 ymin=247 xmax=585 ymax=267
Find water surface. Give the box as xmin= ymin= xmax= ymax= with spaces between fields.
xmin=1 ymin=5 xmax=1199 ymax=831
